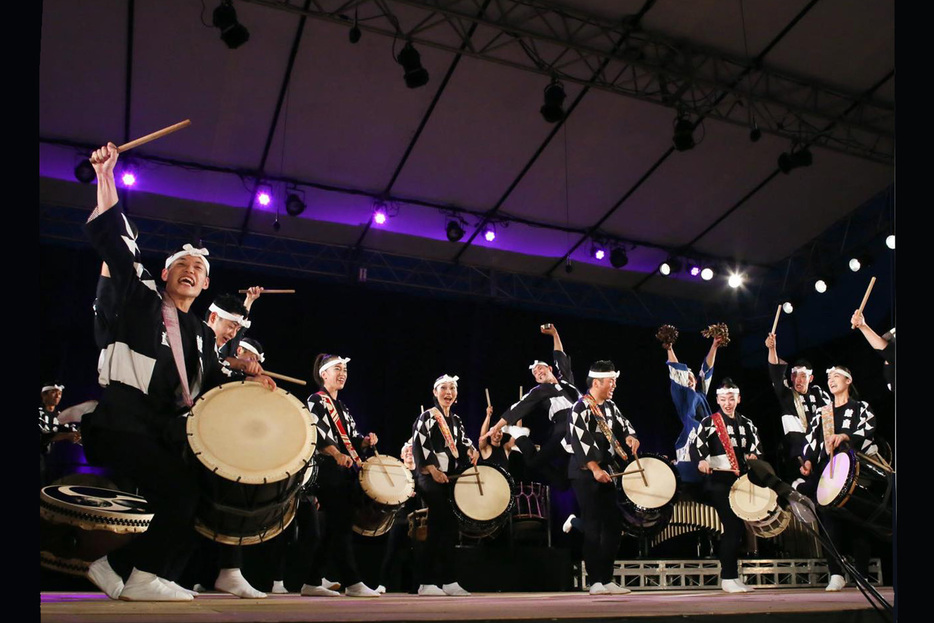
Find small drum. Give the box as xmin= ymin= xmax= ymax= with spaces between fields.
xmin=451 ymin=464 xmax=516 ymax=539
xmin=728 ymin=474 xmax=791 ymax=538
xmin=40 ymin=485 xmax=152 ymax=576
xmin=616 ymin=453 xmax=680 ymax=538
xmin=816 ymin=448 xmax=893 ymax=538
xmin=407 ymin=508 xmax=429 ymax=542
xmin=353 ymin=455 xmax=415 ymax=537
xmin=187 ymin=382 xmax=317 ymax=545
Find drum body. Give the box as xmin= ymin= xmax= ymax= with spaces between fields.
xmin=816 ymin=448 xmax=893 ymax=537
xmin=353 ymin=455 xmax=415 ymax=537
xmin=187 ymin=382 xmax=317 ymax=545
xmin=728 ymin=474 xmax=791 ymax=538
xmin=407 ymin=508 xmax=429 ymax=542
xmin=39 ymin=485 xmax=152 ymax=576
xmin=616 ymin=454 xmax=680 ymax=538
xmin=451 ymin=464 xmax=516 ymax=538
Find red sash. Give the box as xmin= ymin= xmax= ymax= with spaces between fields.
xmin=317 ymin=392 xmax=362 ymax=467
xmin=711 ymin=411 xmax=740 ymax=475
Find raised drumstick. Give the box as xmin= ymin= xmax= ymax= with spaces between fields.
xmin=90 ymin=120 xmax=191 ymax=162
xmin=238 ymin=289 xmax=296 ymax=294
xmin=485 ymin=388 xmax=491 ymax=408
xmin=519 ymin=386 xmax=523 ymax=400
xmin=263 ymin=370 xmax=307 ymax=386
xmin=851 ymin=276 xmax=877 ymax=329
xmin=771 ymin=304 xmax=782 ymax=335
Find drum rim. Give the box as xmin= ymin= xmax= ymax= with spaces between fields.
xmin=816 ymin=448 xmax=858 ymax=508
xmin=617 ymin=452 xmax=682 ymax=513
xmin=450 ymin=463 xmax=516 ymax=526
xmin=358 ymin=455 xmax=415 ymax=505
xmin=194 ymin=495 xmax=298 ymax=546
xmin=39 ymin=485 xmax=153 ymax=529
xmin=187 ymin=382 xmax=317 ymax=484
xmin=728 ymin=473 xmax=779 ymax=521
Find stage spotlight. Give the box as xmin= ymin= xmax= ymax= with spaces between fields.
xmin=778 ymin=147 xmax=813 ymax=174
xmin=659 ymin=262 xmax=671 ymax=276
xmin=213 ymin=0 xmax=250 ymax=49
xmin=74 ymin=159 xmax=95 ymax=184
xmin=815 ymin=279 xmax=828 ymax=294
xmin=285 ymin=193 xmax=306 ymax=217
xmin=397 ymin=42 xmax=429 ymax=89
xmin=848 ymin=257 xmax=861 ymax=272
xmin=256 ymin=187 xmax=272 ymax=207
xmin=609 ymin=248 xmax=629 ymax=269
xmin=701 ymin=267 xmax=714 ymax=281
xmin=885 ymin=234 xmax=895 ymax=250
xmin=728 ymin=273 xmax=743 ymax=288
xmin=689 ymin=265 xmax=701 ymax=277
xmin=540 ymin=79 xmax=567 ymax=123
xmin=373 ymin=209 xmax=388 ymax=225
xmin=483 ymin=227 xmax=496 ymax=242
xmin=446 ymin=219 xmax=465 ymax=242
xmin=672 ymin=116 xmax=695 ymax=151
xmin=121 ymin=171 xmax=137 ymax=187
xmin=590 ymin=244 xmax=606 ymax=261
xmin=782 ymin=301 xmax=794 ymax=314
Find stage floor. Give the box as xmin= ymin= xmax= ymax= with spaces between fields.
xmin=40 ymin=588 xmax=895 ymax=623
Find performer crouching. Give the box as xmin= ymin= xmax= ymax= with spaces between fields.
xmin=566 ymin=361 xmax=638 ymax=596
xmin=412 ymin=374 xmax=479 ymax=596
xmin=692 ymin=379 xmax=761 ymax=594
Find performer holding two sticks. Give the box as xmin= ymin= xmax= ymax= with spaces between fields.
xmin=691 ymin=379 xmax=761 ymax=594
xmin=411 ymin=374 xmax=479 ymax=597
xmin=566 ymin=361 xmax=639 ymax=596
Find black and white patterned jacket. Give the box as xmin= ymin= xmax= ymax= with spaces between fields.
xmin=690 ymin=412 xmax=761 ymax=473
xmin=412 ymin=408 xmax=474 ymax=474
xmin=566 ymin=398 xmax=637 ymax=478
xmin=39 ymin=406 xmax=78 ymax=453
xmin=306 ymin=392 xmax=363 ymax=458
xmin=502 ymin=351 xmax=581 ymax=441
xmin=768 ymin=363 xmax=831 ymax=459
xmin=801 ymin=398 xmax=877 ymax=466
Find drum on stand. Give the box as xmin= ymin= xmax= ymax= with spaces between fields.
xmin=40 ymin=485 xmax=152 ymax=576
xmin=353 ymin=455 xmax=415 ymax=537
xmin=407 ymin=508 xmax=429 ymax=542
xmin=451 ymin=464 xmax=516 ymax=539
xmin=187 ymin=382 xmax=317 ymax=545
xmin=728 ymin=474 xmax=791 ymax=538
xmin=616 ymin=453 xmax=680 ymax=538
xmin=816 ymin=447 xmax=893 ymax=538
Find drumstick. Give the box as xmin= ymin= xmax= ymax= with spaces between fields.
xmin=771 ymin=304 xmax=782 ymax=335
xmin=857 ymin=451 xmax=894 ymax=474
xmin=485 ymin=388 xmax=491 ymax=408
xmin=420 ymin=405 xmax=425 ymax=414
xmin=371 ymin=448 xmax=395 ymax=487
xmin=263 ymin=370 xmax=307 ymax=386
xmin=519 ymin=386 xmax=523 ymax=399
xmin=90 ymin=120 xmax=191 ymax=162
xmin=237 ymin=289 xmax=296 ymax=294
xmin=463 ymin=465 xmax=484 ymax=495
xmin=851 ymin=277 xmax=877 ymax=329
xmin=748 ymin=477 xmax=754 ymax=503
xmin=631 ymin=450 xmax=649 ymax=487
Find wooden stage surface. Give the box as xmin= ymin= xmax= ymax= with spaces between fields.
xmin=40 ymin=588 xmax=896 ymax=622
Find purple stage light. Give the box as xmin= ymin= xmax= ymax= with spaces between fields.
xmin=690 ymin=266 xmax=701 ymax=276
xmin=595 ymin=249 xmax=606 ymax=260
xmin=257 ymin=190 xmax=271 ymax=206
xmin=373 ymin=210 xmax=387 ymax=225
xmin=121 ymin=171 xmax=136 ymax=187
xmin=484 ymin=229 xmax=496 ymax=242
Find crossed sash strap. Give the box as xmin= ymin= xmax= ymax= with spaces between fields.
xmin=430 ymin=407 xmax=459 ymax=459
xmin=711 ymin=411 xmax=740 ymax=475
xmin=582 ymin=394 xmax=628 ymax=462
xmin=161 ymin=292 xmax=197 ymax=408
xmin=317 ymin=392 xmax=363 ymax=467
xmin=791 ymin=391 xmax=809 ymax=430
xmin=820 ymin=404 xmax=836 ymax=458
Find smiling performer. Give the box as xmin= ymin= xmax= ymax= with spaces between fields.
xmin=411 ymin=374 xmax=479 ymax=597
xmin=798 ymin=366 xmax=878 ymax=592
xmin=566 ymin=361 xmax=638 ymax=596
xmin=303 ymin=354 xmax=381 ymax=598
xmin=692 ymin=379 xmax=761 ymax=594
xmin=483 ymin=324 xmax=580 ymax=488
xmin=80 ymin=142 xmax=275 ymax=602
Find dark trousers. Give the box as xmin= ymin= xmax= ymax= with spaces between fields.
xmin=819 ymin=507 xmax=872 ymax=577
xmin=415 ymin=473 xmax=459 ymax=586
xmin=705 ymin=474 xmax=745 ymax=580
xmin=571 ymin=475 xmax=622 ymax=584
xmin=82 ymin=427 xmax=200 ymax=580
xmin=512 ymin=423 xmax=571 ymax=489
xmin=307 ymin=468 xmax=361 ymax=586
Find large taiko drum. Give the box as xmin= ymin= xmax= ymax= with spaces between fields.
xmin=353 ymin=455 xmax=415 ymax=537
xmin=728 ymin=474 xmax=791 ymax=538
xmin=816 ymin=447 xmax=893 ymax=538
xmin=616 ymin=453 xmax=680 ymax=538
xmin=451 ymin=464 xmax=516 ymax=539
xmin=40 ymin=485 xmax=152 ymax=576
xmin=187 ymin=382 xmax=317 ymax=545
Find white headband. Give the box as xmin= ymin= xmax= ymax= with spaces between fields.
xmin=319 ymin=357 xmax=350 ymax=376
xmin=208 ymin=303 xmax=250 ymax=328
xmin=434 ymin=374 xmax=459 ymax=390
xmin=238 ymin=341 xmax=265 ymax=363
xmin=791 ymin=366 xmax=813 ymax=376
xmin=41 ymin=384 xmax=64 ymax=393
xmin=165 ymin=244 xmax=211 ymax=275
xmin=589 ymin=370 xmax=619 ymax=379
xmin=716 ymin=387 xmax=740 ymax=396
xmin=826 ymin=367 xmax=852 ymax=380
xmin=529 ymin=360 xmax=550 ymax=370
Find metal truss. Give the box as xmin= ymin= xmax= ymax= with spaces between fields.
xmin=40 ymin=202 xmax=718 ymax=328
xmin=241 ymin=0 xmax=894 ymax=164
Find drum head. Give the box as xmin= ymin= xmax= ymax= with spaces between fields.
xmin=728 ymin=474 xmax=778 ymax=522
xmin=39 ymin=485 xmax=152 ymax=534
xmin=188 ymin=382 xmax=316 ymax=484
xmin=620 ymin=457 xmax=678 ymax=509
xmin=359 ymin=456 xmax=415 ymax=506
xmin=453 ymin=465 xmax=512 ymax=521
xmin=817 ymin=452 xmax=852 ymax=507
